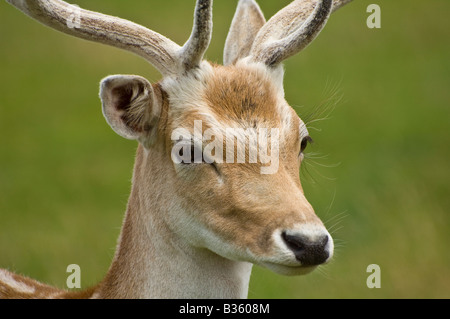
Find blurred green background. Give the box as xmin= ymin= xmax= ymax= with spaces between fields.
xmin=0 ymin=0 xmax=448 ymax=298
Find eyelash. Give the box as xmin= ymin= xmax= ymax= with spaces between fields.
xmin=177 ymin=142 xmax=221 ymax=175
xmin=300 ymin=136 xmax=313 ymax=154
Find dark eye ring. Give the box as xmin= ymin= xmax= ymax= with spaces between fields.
xmin=300 ymin=136 xmax=313 ymax=154
xmin=178 ymin=143 xmax=204 ymax=164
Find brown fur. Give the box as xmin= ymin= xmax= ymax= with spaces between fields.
xmin=204 ymin=64 xmax=281 ymax=125
xmin=0 ymin=62 xmax=321 ymax=298
xmin=0 ymin=269 xmax=96 ymax=299
xmin=2 ymin=0 xmax=353 ymax=298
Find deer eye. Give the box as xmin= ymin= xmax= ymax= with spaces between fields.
xmin=173 ymin=139 xmax=218 ymax=165
xmin=300 ymin=136 xmax=313 ymax=154
xmin=173 ymin=140 xmax=220 ymax=175
xmin=176 ymin=142 xmax=204 ymax=164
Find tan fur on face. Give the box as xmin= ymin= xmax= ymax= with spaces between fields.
xmin=160 ymin=63 xmax=323 ymax=264
xmin=204 ymin=64 xmax=281 ymax=126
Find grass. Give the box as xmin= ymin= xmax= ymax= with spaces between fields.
xmin=0 ymin=0 xmax=449 ymax=298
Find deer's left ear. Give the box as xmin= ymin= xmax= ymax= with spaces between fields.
xmin=100 ymin=75 xmax=161 ymax=145
xmin=223 ymin=0 xmax=266 ymax=66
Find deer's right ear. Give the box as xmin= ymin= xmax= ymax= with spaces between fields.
xmin=100 ymin=75 xmax=161 ymax=145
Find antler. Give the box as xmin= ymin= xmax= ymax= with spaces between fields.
xmin=250 ymin=0 xmax=332 ymax=66
xmin=332 ymin=0 xmax=353 ymax=13
xmin=6 ymin=0 xmax=213 ymax=76
xmin=181 ymin=0 xmax=213 ymax=71
xmin=249 ymin=0 xmax=352 ymax=67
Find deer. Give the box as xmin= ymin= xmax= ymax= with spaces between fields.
xmin=1 ymin=0 xmax=353 ymax=299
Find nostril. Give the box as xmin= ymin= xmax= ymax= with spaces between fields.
xmin=281 ymin=231 xmax=329 ymax=266
xmin=282 ymin=232 xmax=306 ymax=252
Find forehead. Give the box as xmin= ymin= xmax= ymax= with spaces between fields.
xmin=204 ymin=64 xmax=282 ymax=127
xmin=165 ymin=62 xmax=302 ymax=136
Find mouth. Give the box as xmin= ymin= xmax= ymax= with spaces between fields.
xmin=260 ymin=261 xmax=319 ymax=276
xmin=256 ymin=225 xmax=334 ymax=276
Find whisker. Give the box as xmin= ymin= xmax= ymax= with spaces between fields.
xmin=303 ymin=161 xmax=337 ymax=181
xmin=316 ymin=265 xmax=332 ymax=280
xmin=325 ymin=211 xmax=349 ymax=227
xmin=303 ymin=81 xmax=343 ymax=128
xmin=305 ymin=152 xmax=331 ymax=160
xmin=307 ymin=159 xmax=342 ymax=168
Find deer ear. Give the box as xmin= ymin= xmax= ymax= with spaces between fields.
xmin=223 ymin=0 xmax=266 ymax=66
xmin=100 ymin=75 xmax=161 ymax=144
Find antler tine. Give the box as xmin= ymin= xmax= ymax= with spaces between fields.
xmin=181 ymin=0 xmax=213 ymax=71
xmin=250 ymin=0 xmax=336 ymax=67
xmin=332 ymin=0 xmax=353 ymax=13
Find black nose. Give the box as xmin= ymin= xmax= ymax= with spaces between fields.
xmin=282 ymin=232 xmax=330 ymax=266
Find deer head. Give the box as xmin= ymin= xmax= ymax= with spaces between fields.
xmin=5 ymin=0 xmax=353 ymax=298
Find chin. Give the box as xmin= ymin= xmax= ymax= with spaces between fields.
xmin=261 ymin=262 xmax=318 ymax=276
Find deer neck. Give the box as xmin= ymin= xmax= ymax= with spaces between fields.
xmin=96 ymin=145 xmax=253 ymax=299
